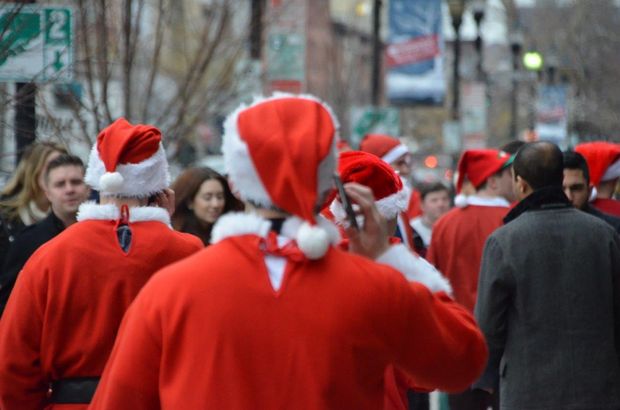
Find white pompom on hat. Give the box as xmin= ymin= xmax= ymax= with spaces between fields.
xmin=222 ymin=93 xmax=339 ymax=259
xmin=84 ymin=118 xmax=170 ymax=196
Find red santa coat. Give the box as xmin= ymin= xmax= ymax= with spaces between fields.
xmin=90 ymin=213 xmax=486 ymax=410
xmin=427 ymin=196 xmax=509 ymax=312
xmin=593 ymin=197 xmax=620 ymax=217
xmin=0 ymin=203 xmax=202 ymax=410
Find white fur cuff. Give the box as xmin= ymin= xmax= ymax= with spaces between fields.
xmin=376 ymin=244 xmax=452 ymax=295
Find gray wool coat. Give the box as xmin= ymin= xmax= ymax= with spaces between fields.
xmin=474 ymin=205 xmax=620 ymax=410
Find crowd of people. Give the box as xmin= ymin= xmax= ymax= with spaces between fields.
xmin=0 ymin=93 xmax=617 ymax=410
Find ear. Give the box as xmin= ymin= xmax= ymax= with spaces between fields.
xmin=515 ymin=175 xmax=529 ymax=195
xmin=486 ymin=174 xmax=499 ymax=190
xmin=43 ymin=186 xmax=53 ymax=202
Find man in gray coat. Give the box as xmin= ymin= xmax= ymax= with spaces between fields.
xmin=474 ymin=141 xmax=620 ymax=409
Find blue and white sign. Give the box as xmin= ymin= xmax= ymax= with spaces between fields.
xmin=386 ymin=0 xmax=445 ymax=105
xmin=535 ymin=85 xmax=568 ymax=146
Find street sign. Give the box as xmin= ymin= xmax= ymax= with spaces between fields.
xmin=266 ymin=31 xmax=305 ymax=93
xmin=460 ymin=81 xmax=487 ymax=149
xmin=350 ymin=106 xmax=400 ymax=148
xmin=0 ymin=4 xmax=74 ymax=82
xmin=535 ymin=84 xmax=568 ymax=147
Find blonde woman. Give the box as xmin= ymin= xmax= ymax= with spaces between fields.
xmin=0 ymin=141 xmax=67 ymax=266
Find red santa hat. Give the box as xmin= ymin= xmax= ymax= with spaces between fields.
xmin=359 ymin=133 xmax=409 ymax=165
xmin=222 ymin=93 xmax=339 ymax=259
xmin=84 ymin=118 xmax=169 ymax=196
xmin=329 ymin=151 xmax=408 ymax=223
xmin=456 ymin=149 xmax=513 ymax=193
xmin=575 ymin=142 xmax=620 ymax=187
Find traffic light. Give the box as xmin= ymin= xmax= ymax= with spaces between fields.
xmin=424 ymin=155 xmax=438 ymax=169
xmin=523 ymin=51 xmax=543 ymax=71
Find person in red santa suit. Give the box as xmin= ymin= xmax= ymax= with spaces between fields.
xmin=575 ymin=141 xmax=620 ymax=217
xmin=328 ymin=150 xmax=451 ymax=410
xmin=359 ymin=133 xmax=421 ymax=251
xmin=426 ymin=149 xmax=514 ymax=410
xmin=0 ymin=118 xmax=203 ymax=410
xmin=89 ymin=94 xmax=487 ymax=410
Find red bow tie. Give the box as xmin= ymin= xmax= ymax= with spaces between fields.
xmin=260 ymin=231 xmax=306 ymax=262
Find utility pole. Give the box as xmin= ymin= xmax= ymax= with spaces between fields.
xmin=14 ymin=0 xmax=37 ymax=165
xmin=509 ymin=32 xmax=523 ymax=140
xmin=249 ymin=0 xmax=265 ymax=60
xmin=371 ymin=0 xmax=382 ymax=106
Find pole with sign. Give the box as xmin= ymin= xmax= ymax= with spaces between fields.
xmin=0 ymin=4 xmax=74 ymax=163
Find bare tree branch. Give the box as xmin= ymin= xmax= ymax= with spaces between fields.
xmin=76 ymin=0 xmax=102 ymax=132
xmin=96 ymin=0 xmax=113 ymax=124
xmin=140 ymin=0 xmax=166 ymax=122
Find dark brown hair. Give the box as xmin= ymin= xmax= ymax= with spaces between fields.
xmin=513 ymin=142 xmax=564 ymax=190
xmin=170 ymin=167 xmax=243 ymax=244
xmin=45 ymin=154 xmax=85 ymax=181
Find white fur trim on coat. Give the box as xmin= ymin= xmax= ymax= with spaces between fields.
xmin=84 ymin=143 xmax=170 ymax=197
xmin=376 ymin=243 xmax=452 ymax=294
xmin=455 ymin=195 xmax=511 ymax=208
xmin=76 ymin=202 xmax=171 ymax=226
xmin=222 ymin=93 xmax=339 ymax=210
xmin=381 ymin=144 xmax=409 ymax=165
xmin=211 ymin=212 xmax=341 ymax=259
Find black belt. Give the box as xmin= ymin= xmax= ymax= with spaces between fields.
xmin=50 ymin=377 xmax=100 ymax=404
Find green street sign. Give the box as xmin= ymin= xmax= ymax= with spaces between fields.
xmin=266 ymin=32 xmax=305 ymax=81
xmin=350 ymin=106 xmax=400 ymax=148
xmin=0 ymin=4 xmax=74 ymax=82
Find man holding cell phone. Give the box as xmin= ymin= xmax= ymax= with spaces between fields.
xmin=90 ymin=94 xmax=487 ymax=410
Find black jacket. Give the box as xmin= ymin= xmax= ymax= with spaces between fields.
xmin=0 ymin=211 xmax=65 ymax=316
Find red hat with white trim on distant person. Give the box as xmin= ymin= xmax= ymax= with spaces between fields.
xmin=575 ymin=142 xmax=620 ymax=187
xmin=456 ymin=149 xmax=513 ymax=194
xmin=329 ymin=151 xmax=408 ymax=224
xmin=359 ymin=133 xmax=409 ymax=165
xmin=221 ymin=93 xmax=339 ymax=259
xmin=84 ymin=117 xmax=170 ymax=197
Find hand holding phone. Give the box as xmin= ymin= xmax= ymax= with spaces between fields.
xmin=333 ymin=174 xmax=359 ymax=231
xmin=339 ymin=182 xmax=390 ymax=260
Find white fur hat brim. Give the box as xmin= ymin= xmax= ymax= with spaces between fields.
xmin=330 ymin=187 xmax=408 ymax=224
xmin=84 ymin=143 xmax=170 ymax=196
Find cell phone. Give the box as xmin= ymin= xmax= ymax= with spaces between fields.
xmin=147 ymin=193 xmax=158 ymax=205
xmin=333 ymin=174 xmax=359 ymax=231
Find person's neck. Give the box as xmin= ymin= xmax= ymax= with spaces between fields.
xmin=245 ymin=203 xmax=289 ymax=220
xmin=33 ymin=195 xmax=49 ymax=213
xmin=53 ymin=208 xmax=77 ymax=228
xmin=597 ymin=179 xmax=617 ymax=199
xmin=421 ymin=214 xmax=435 ymax=228
xmin=475 ymin=187 xmax=501 ymax=199
xmin=99 ymin=196 xmax=147 ymax=208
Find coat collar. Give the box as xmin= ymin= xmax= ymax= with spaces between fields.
xmin=76 ymin=202 xmax=171 ymax=226
xmin=211 ymin=212 xmax=341 ymax=245
xmin=504 ymin=186 xmax=571 ymax=224
xmin=454 ymin=194 xmax=511 ymax=208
